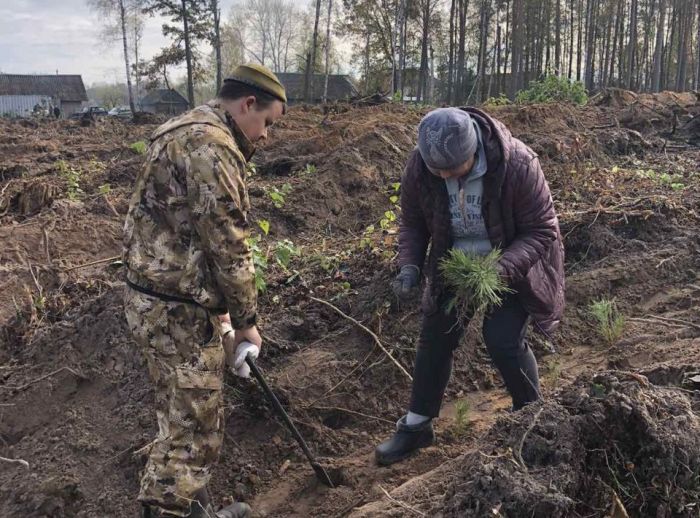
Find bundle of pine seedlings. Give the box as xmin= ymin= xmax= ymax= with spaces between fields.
xmin=439 ymin=249 xmax=512 ymax=318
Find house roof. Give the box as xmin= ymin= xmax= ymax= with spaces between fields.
xmin=140 ymin=88 xmax=189 ymax=105
xmin=275 ymin=73 xmax=358 ymax=101
xmin=0 ymin=74 xmax=88 ymax=101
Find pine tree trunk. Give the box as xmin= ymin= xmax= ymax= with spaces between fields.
xmin=212 ymin=0 xmax=222 ymax=93
xmin=475 ymin=0 xmax=490 ymax=101
xmin=510 ymin=0 xmax=522 ymax=96
xmin=495 ymin=7 xmax=502 ymax=95
xmin=400 ymin=0 xmax=409 ymax=95
xmin=696 ymin=0 xmax=700 ymax=90
xmin=568 ymin=0 xmax=574 ymax=78
xmin=305 ymin=0 xmax=323 ymax=102
xmin=555 ymin=0 xmax=562 ymax=73
xmin=664 ymin=1 xmax=677 ymax=89
xmin=364 ymin=32 xmax=370 ymax=93
xmin=134 ymin=15 xmax=140 ymax=109
xmin=181 ymin=0 xmax=195 ymax=108
xmin=576 ymin=0 xmax=583 ymax=81
xmin=584 ymin=0 xmax=594 ymax=89
xmin=641 ymin=0 xmax=655 ymax=90
xmin=448 ymin=0 xmax=456 ymax=102
xmin=457 ymin=0 xmax=469 ymax=102
xmin=609 ymin=0 xmax=621 ymax=86
xmin=503 ymin=0 xmax=510 ymax=92
xmin=627 ymin=0 xmax=638 ymax=89
xmin=417 ymin=0 xmax=430 ymax=101
xmin=323 ymin=0 xmax=332 ymax=103
xmin=119 ymin=0 xmax=136 ymax=114
xmin=540 ymin=0 xmax=552 ymax=74
xmin=617 ymin=1 xmax=626 ymax=84
xmin=675 ymin=0 xmax=690 ymax=90
xmin=600 ymin=2 xmax=614 ymax=88
xmin=488 ymin=10 xmax=498 ymax=97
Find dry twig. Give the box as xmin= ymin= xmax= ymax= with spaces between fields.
xmin=645 ymin=314 xmax=700 ymax=331
xmin=515 ymin=407 xmax=544 ymax=470
xmin=0 ymin=366 xmax=85 ymax=391
xmin=0 ymin=456 xmax=29 ymax=469
xmin=65 ymin=255 xmax=120 ymax=271
xmin=309 ymin=296 xmax=412 ymax=381
xmin=378 ymin=485 xmax=426 ymax=517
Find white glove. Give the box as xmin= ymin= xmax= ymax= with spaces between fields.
xmin=232 ymin=340 xmax=260 ymax=378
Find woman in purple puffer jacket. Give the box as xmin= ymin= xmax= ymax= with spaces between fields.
xmin=375 ymin=107 xmax=565 ymax=466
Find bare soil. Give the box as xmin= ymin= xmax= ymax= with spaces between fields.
xmin=1 ymin=92 xmax=699 ymax=517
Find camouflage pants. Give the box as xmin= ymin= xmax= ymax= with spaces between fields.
xmin=124 ymin=288 xmax=226 ymax=517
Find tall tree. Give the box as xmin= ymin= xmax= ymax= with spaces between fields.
xmin=145 ymin=0 xmax=212 ymax=108
xmin=88 ymin=0 xmax=143 ymax=114
xmin=210 ymin=0 xmax=223 ymax=92
xmin=131 ymin=10 xmax=144 ymax=105
xmin=475 ymin=0 xmax=491 ymax=101
xmin=627 ymin=0 xmax=638 ymax=88
xmin=555 ymin=0 xmax=562 ymax=73
xmin=323 ymin=0 xmax=334 ymax=102
xmin=305 ymin=0 xmax=324 ymax=101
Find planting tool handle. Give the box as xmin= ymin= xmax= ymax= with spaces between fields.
xmin=245 ymin=355 xmax=317 ymax=462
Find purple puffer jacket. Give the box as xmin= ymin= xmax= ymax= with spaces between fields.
xmin=398 ymin=107 xmax=565 ymax=336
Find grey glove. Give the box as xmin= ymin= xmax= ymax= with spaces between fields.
xmin=391 ymin=265 xmax=420 ymax=300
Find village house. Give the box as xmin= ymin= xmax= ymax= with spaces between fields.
xmin=0 ymin=74 xmax=88 ymax=118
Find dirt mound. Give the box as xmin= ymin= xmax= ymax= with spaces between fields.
xmin=440 ymin=371 xmax=700 ymax=517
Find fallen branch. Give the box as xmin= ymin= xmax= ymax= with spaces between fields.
xmin=309 ymin=296 xmax=412 ymax=381
xmin=0 ymin=456 xmax=29 ymax=469
xmin=627 ymin=317 xmax=684 ymax=328
xmin=515 ymin=407 xmax=544 ymax=471
xmin=65 ymin=255 xmax=120 ymax=272
xmin=644 ymin=314 xmax=700 ymax=332
xmin=0 ymin=366 xmax=85 ymax=392
xmin=378 ymin=485 xmax=426 ymax=517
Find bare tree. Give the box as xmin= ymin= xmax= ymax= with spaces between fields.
xmin=305 ymin=0 xmax=324 ymax=101
xmin=323 ymin=0 xmax=334 ymax=102
xmin=210 ymin=0 xmax=223 ymax=92
xmin=130 ymin=8 xmax=145 ymax=107
xmin=651 ymin=0 xmax=666 ymax=90
xmin=88 ymin=0 xmax=142 ymax=114
xmin=230 ymin=0 xmax=299 ymax=72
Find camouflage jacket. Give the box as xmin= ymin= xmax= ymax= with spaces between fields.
xmin=123 ymin=101 xmax=257 ymax=329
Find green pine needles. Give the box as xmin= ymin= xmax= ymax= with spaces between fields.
xmin=589 ymin=298 xmax=625 ymax=346
xmin=439 ymin=249 xmax=512 ymax=316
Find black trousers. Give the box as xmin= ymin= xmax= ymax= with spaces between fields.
xmin=409 ymin=292 xmax=540 ymax=417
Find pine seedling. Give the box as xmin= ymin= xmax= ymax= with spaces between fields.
xmin=454 ymin=399 xmax=472 ymax=435
xmin=589 ymin=298 xmax=625 ymax=346
xmin=439 ymin=249 xmax=512 ymax=317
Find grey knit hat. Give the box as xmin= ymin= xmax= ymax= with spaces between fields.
xmin=417 ymin=108 xmax=478 ymax=170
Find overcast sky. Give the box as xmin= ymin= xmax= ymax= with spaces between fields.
xmin=0 ymin=0 xmax=311 ymax=86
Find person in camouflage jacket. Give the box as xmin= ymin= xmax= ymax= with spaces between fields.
xmin=122 ymin=64 xmax=286 ymax=518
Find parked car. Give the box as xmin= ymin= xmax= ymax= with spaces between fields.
xmin=108 ymin=106 xmax=133 ymax=119
xmin=69 ymin=106 xmax=108 ymax=119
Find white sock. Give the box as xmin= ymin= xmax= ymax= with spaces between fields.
xmin=406 ymin=411 xmax=430 ymax=426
